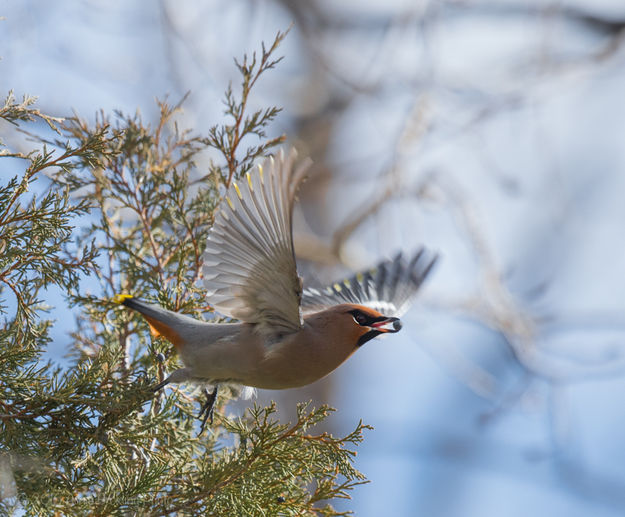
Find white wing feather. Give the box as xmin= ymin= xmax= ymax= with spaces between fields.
xmin=203 ymin=149 xmax=310 ymax=335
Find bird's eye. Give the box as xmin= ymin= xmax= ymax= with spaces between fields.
xmin=353 ymin=312 xmax=368 ymax=325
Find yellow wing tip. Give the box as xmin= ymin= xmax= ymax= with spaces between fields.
xmin=113 ymin=293 xmax=133 ymax=304
xmin=233 ymin=182 xmax=242 ymax=199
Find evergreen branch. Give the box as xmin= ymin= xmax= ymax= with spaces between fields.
xmin=203 ymin=28 xmax=289 ymax=187
xmin=0 ymin=90 xmax=64 ymax=132
xmin=0 ymin=31 xmax=371 ymax=515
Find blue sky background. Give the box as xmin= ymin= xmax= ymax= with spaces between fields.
xmin=2 ymin=1 xmax=625 ymax=515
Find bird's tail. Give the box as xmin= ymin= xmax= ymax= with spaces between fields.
xmin=113 ymin=294 xmax=195 ymax=348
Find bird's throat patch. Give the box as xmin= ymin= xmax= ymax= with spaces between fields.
xmin=357 ymin=329 xmax=382 ymax=347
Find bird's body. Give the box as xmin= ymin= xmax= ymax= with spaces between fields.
xmin=115 ymin=148 xmax=437 ymax=422
xmin=183 ymin=310 xmax=363 ymax=389
xmin=122 ymin=298 xmax=391 ymax=390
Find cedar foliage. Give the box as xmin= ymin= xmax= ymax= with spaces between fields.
xmin=0 ymin=32 xmax=369 ymax=516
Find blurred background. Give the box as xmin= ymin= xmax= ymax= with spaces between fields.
xmin=3 ymin=1 xmax=625 ymax=515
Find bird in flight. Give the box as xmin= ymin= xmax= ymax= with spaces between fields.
xmin=115 ymin=148 xmax=437 ymax=427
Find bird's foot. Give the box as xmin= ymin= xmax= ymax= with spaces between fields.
xmin=198 ymin=385 xmax=219 ymax=433
xmin=151 ymin=379 xmax=169 ymax=392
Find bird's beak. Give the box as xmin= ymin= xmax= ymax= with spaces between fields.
xmin=370 ymin=317 xmax=402 ymax=333
xmin=356 ymin=316 xmax=402 ymax=347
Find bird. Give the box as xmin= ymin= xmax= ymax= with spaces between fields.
xmin=115 ymin=148 xmax=437 ymax=427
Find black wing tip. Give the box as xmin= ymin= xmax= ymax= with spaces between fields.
xmin=400 ymin=246 xmax=440 ymax=286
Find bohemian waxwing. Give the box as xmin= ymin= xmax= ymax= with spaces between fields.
xmin=115 ymin=148 xmax=437 ymax=426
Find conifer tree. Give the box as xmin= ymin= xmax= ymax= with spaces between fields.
xmin=0 ymin=32 xmax=369 ymax=516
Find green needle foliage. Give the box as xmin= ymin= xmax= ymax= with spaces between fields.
xmin=0 ymin=32 xmax=370 ymax=516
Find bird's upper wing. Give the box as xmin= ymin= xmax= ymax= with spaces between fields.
xmin=203 ymin=149 xmax=310 ymax=334
xmin=301 ymin=249 xmax=438 ymax=317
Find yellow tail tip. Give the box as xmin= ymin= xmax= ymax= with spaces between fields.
xmin=113 ymin=293 xmax=134 ymax=304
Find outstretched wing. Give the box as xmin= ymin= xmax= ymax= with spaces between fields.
xmin=203 ymin=149 xmax=310 ymax=335
xmin=301 ymin=249 xmax=438 ymax=317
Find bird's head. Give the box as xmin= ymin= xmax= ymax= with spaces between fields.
xmin=329 ymin=304 xmax=402 ymax=347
